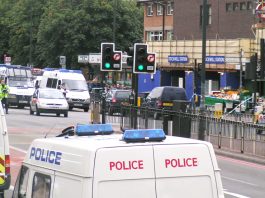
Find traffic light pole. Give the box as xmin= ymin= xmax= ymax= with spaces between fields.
xmin=101 ymin=72 xmax=106 ymax=124
xmin=132 ymin=73 xmax=138 ymax=129
xmin=199 ymin=0 xmax=208 ymax=141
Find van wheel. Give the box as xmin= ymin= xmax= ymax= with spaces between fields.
xmin=56 ymin=113 xmax=60 ymax=117
xmin=30 ymin=106 xmax=34 ymax=115
xmin=84 ymin=108 xmax=89 ymax=112
xmin=36 ymin=106 xmax=40 ymax=116
xmin=64 ymin=112 xmax=68 ymax=117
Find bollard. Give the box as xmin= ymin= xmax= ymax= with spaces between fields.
xmin=241 ymin=122 xmax=244 ymax=153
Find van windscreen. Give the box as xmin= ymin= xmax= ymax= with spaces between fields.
xmin=62 ymin=79 xmax=88 ymax=91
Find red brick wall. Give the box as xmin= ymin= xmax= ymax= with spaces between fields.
xmin=173 ymin=0 xmax=256 ymax=40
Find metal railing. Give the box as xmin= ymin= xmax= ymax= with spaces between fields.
xmin=106 ymin=105 xmax=265 ymax=158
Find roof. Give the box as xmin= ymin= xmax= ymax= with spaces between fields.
xmin=24 ymin=133 xmax=213 ymax=178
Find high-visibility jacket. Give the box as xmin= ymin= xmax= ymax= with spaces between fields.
xmin=0 ymin=84 xmax=9 ymax=99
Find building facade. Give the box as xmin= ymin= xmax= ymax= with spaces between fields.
xmin=173 ymin=0 xmax=256 ymax=40
xmin=138 ymin=0 xmax=174 ymax=41
xmin=137 ymin=0 xmax=262 ymax=99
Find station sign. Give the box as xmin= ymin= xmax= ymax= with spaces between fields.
xmin=168 ymin=55 xmax=189 ymax=63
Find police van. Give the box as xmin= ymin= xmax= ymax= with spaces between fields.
xmin=0 ymin=102 xmax=10 ymax=195
xmin=40 ymin=69 xmax=90 ymax=112
xmin=13 ymin=125 xmax=224 ymax=198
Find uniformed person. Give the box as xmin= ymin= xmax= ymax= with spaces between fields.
xmin=0 ymin=80 xmax=9 ymax=114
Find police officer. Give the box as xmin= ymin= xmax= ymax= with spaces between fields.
xmin=0 ymin=80 xmax=9 ymax=114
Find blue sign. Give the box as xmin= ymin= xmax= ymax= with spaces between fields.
xmin=205 ymin=56 xmax=225 ymax=64
xmin=168 ymin=55 xmax=189 ymax=63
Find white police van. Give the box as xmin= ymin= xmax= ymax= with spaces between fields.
xmin=13 ymin=125 xmax=224 ymax=198
xmin=0 ymin=102 xmax=10 ymax=195
xmin=40 ymin=69 xmax=90 ymax=112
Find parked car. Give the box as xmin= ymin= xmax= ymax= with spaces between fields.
xmin=105 ymin=89 xmax=132 ymax=115
xmin=30 ymin=88 xmax=69 ymax=117
xmin=142 ymin=86 xmax=188 ymax=119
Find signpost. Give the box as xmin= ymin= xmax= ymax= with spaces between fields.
xmin=59 ymin=56 xmax=66 ymax=68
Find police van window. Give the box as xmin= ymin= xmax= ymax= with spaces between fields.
xmin=46 ymin=78 xmax=53 ymax=88
xmin=13 ymin=166 xmax=29 ymax=198
xmin=32 ymin=173 xmax=51 ymax=198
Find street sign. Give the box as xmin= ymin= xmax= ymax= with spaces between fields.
xmin=78 ymin=55 xmax=89 ymax=63
xmin=88 ymin=53 xmax=101 ymax=64
xmin=59 ymin=56 xmax=66 ymax=65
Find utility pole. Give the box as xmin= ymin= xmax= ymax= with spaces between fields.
xmin=199 ymin=0 xmax=208 ymax=141
xmin=239 ymin=48 xmax=244 ymax=89
xmin=29 ymin=0 xmax=33 ymax=67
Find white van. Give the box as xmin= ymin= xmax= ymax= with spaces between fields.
xmin=0 ymin=101 xmax=10 ymax=194
xmin=13 ymin=125 xmax=224 ymax=198
xmin=40 ymin=69 xmax=90 ymax=112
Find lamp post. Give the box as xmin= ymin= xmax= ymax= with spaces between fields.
xmin=199 ymin=0 xmax=208 ymax=141
xmin=239 ymin=49 xmax=244 ymax=89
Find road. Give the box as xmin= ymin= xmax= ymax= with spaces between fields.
xmin=4 ymin=108 xmax=265 ymax=198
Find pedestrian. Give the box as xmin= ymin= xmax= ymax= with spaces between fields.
xmin=0 ymin=80 xmax=9 ymax=114
xmin=60 ymin=82 xmax=67 ymax=97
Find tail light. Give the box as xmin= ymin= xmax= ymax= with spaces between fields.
xmin=112 ymin=98 xmax=117 ymax=103
xmin=5 ymin=155 xmax=10 ymax=174
xmin=156 ymin=100 xmax=162 ymax=107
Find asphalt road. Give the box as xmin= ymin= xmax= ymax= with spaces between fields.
xmin=4 ymin=107 xmax=265 ymax=198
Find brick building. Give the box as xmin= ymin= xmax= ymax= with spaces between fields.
xmin=138 ymin=0 xmax=174 ymax=41
xmin=137 ymin=0 xmax=263 ymax=98
xmin=173 ymin=0 xmax=256 ymax=40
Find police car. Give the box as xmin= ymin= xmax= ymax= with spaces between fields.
xmin=13 ymin=124 xmax=224 ymax=198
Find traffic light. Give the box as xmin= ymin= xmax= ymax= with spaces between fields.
xmin=126 ymin=46 xmax=134 ymax=66
xmin=100 ymin=43 xmax=122 ymax=72
xmin=133 ymin=43 xmax=156 ymax=74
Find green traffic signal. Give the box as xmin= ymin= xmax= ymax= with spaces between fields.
xmin=105 ymin=62 xmax=111 ymax=69
xmin=138 ymin=65 xmax=144 ymax=71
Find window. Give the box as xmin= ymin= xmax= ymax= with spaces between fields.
xmin=147 ymin=3 xmax=153 ymax=16
xmin=13 ymin=166 xmax=30 ymax=198
xmin=200 ymin=4 xmax=212 ymax=26
xmin=167 ymin=31 xmax=174 ymax=41
xmin=32 ymin=173 xmax=51 ymax=198
xmin=167 ymin=2 xmax=173 ymax=15
xmin=46 ymin=78 xmax=58 ymax=88
xmin=233 ymin=2 xmax=239 ymax=11
xmin=247 ymin=1 xmax=252 ymax=10
xmin=157 ymin=4 xmax=163 ymax=16
xmin=226 ymin=3 xmax=233 ymax=12
xmin=240 ymin=2 xmax=247 ymax=10
xmin=147 ymin=31 xmax=163 ymax=41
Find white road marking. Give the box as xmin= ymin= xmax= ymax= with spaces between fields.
xmin=222 ymin=176 xmax=258 ymax=187
xmin=224 ymin=190 xmax=251 ymax=198
xmin=10 ymin=146 xmax=27 ymax=154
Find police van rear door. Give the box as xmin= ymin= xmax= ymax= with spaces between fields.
xmin=154 ymin=144 xmax=220 ymax=198
xmin=93 ymin=146 xmax=156 ymax=198
xmin=0 ymin=104 xmax=10 ymax=191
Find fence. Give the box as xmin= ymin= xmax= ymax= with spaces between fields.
xmin=106 ymin=105 xmax=265 ymax=158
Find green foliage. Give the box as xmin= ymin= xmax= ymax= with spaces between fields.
xmin=0 ymin=0 xmax=143 ymax=68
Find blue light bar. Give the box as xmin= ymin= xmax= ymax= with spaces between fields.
xmin=58 ymin=69 xmax=82 ymax=74
xmin=75 ymin=124 xmax=114 ymax=136
xmin=122 ymin=129 xmax=166 ymax=142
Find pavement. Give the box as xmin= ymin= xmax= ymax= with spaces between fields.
xmin=214 ymin=148 xmax=265 ymax=165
